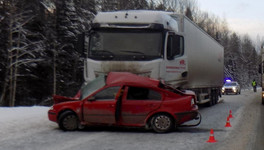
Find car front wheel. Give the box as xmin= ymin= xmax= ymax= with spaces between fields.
xmin=151 ymin=114 xmax=174 ymax=133
xmin=58 ymin=111 xmax=79 ymax=131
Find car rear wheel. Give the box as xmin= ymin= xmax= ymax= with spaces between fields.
xmin=59 ymin=111 xmax=79 ymax=131
xmin=151 ymin=114 xmax=174 ymax=133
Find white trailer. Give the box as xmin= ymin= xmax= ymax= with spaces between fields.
xmin=79 ymin=10 xmax=224 ymax=105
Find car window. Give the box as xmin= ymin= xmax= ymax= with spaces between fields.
xmin=80 ymin=75 xmax=106 ymax=99
xmin=224 ymin=82 xmax=236 ymax=86
xmin=126 ymin=86 xmax=162 ymax=100
xmin=93 ymin=86 xmax=120 ymax=101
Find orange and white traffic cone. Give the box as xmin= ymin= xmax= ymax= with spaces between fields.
xmin=207 ymin=129 xmax=217 ymax=143
xmin=225 ymin=116 xmax=232 ymax=127
xmin=228 ymin=110 xmax=233 ymax=119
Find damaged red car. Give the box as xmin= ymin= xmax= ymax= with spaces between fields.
xmin=48 ymin=72 xmax=200 ymax=133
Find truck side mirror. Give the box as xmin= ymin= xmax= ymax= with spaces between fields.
xmin=259 ymin=63 xmax=263 ymax=74
xmin=76 ymin=32 xmax=86 ymax=57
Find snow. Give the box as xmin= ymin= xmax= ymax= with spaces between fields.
xmin=0 ymin=89 xmax=261 ymax=150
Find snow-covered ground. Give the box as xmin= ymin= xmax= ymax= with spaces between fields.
xmin=0 ymin=89 xmax=261 ymax=150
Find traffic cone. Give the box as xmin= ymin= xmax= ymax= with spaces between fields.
xmin=228 ymin=110 xmax=233 ymax=118
xmin=225 ymin=116 xmax=232 ymax=127
xmin=207 ymin=129 xmax=217 ymax=143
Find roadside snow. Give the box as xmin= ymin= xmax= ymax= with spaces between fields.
xmin=0 ymin=107 xmax=52 ymax=142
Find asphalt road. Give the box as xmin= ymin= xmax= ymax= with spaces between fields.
xmin=204 ymin=89 xmax=264 ymax=150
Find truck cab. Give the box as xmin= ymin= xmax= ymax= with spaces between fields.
xmin=82 ymin=11 xmax=186 ymax=86
xmin=77 ymin=10 xmax=224 ymax=106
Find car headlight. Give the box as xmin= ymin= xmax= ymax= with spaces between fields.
xmin=49 ymin=106 xmax=54 ymax=111
xmin=191 ymin=98 xmax=195 ymax=105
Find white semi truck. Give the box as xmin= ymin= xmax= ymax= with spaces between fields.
xmin=78 ymin=10 xmax=224 ymax=106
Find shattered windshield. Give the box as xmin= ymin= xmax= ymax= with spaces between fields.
xmin=80 ymin=75 xmax=106 ymax=99
xmin=88 ymin=29 xmax=163 ymax=61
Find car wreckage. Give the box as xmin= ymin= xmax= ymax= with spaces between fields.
xmin=48 ymin=72 xmax=201 ymax=133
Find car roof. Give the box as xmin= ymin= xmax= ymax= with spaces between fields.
xmin=106 ymin=72 xmax=160 ymax=87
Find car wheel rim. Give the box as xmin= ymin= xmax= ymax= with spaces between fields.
xmin=63 ymin=115 xmax=78 ymax=130
xmin=154 ymin=115 xmax=171 ymax=130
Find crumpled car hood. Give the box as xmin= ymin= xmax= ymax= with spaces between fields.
xmin=53 ymin=92 xmax=80 ymax=104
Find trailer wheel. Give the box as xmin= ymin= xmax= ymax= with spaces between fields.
xmin=58 ymin=111 xmax=79 ymax=131
xmin=151 ymin=114 xmax=174 ymax=133
xmin=207 ymin=90 xmax=217 ymax=106
xmin=214 ymin=92 xmax=219 ymax=104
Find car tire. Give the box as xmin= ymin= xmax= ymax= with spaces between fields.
xmin=262 ymin=99 xmax=264 ymax=105
xmin=151 ymin=114 xmax=174 ymax=133
xmin=58 ymin=111 xmax=79 ymax=131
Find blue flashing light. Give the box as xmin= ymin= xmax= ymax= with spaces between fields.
xmin=226 ymin=79 xmax=232 ymax=82
xmin=224 ymin=78 xmax=232 ymax=83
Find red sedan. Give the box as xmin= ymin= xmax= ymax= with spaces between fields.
xmin=48 ymin=72 xmax=200 ymax=133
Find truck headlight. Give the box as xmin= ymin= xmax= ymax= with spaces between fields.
xmin=262 ymin=92 xmax=264 ymax=98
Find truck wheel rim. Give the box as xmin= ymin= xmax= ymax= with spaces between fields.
xmin=154 ymin=115 xmax=171 ymax=130
xmin=63 ymin=115 xmax=78 ymax=130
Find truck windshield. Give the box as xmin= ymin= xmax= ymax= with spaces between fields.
xmin=88 ymin=29 xmax=163 ymax=61
xmin=80 ymin=75 xmax=105 ymax=99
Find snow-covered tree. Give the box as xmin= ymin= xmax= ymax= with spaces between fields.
xmin=0 ymin=0 xmax=46 ymax=106
xmin=54 ymin=0 xmax=94 ymax=97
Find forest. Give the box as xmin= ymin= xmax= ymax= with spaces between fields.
xmin=0 ymin=0 xmax=262 ymax=106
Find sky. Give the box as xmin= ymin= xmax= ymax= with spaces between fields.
xmin=197 ymin=0 xmax=264 ymax=44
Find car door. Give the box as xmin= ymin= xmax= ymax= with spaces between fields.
xmin=120 ymin=86 xmax=162 ymax=125
xmin=83 ymin=86 xmax=121 ymax=124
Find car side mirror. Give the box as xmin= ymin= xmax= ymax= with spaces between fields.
xmin=88 ymin=96 xmax=96 ymax=101
xmin=76 ymin=32 xmax=89 ymax=58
